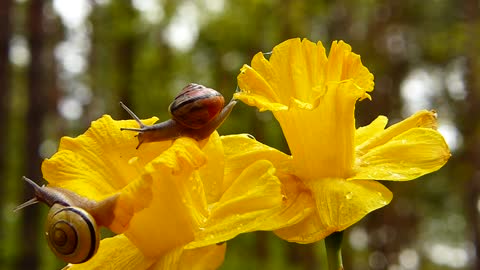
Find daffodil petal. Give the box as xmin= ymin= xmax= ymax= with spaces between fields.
xmin=326 ymin=40 xmax=374 ymax=93
xmin=274 ymin=210 xmax=326 ymax=243
xmin=178 ymin=244 xmax=226 ymax=270
xmin=147 ymin=247 xmax=183 ymax=270
xmin=63 ymin=234 xmax=155 ymax=270
xmin=187 ymin=160 xmax=282 ymax=248
xmin=221 ymin=134 xmax=293 ymax=182
xmin=125 ymin=138 xmax=206 ymax=257
xmin=237 ymin=39 xmax=372 ymax=111
xmin=276 ymin=178 xmax=392 ymax=243
xmin=174 ymin=170 xmax=208 ymax=229
xmin=352 ymin=128 xmax=450 ymax=181
xmin=149 ymin=244 xmax=226 ymax=270
xmin=236 ymin=38 xmax=329 ymax=110
xmin=355 ymin=115 xmax=388 ymax=146
xmin=307 ymin=178 xmax=392 ymax=237
xmin=267 ymin=38 xmax=328 ymax=104
xmin=262 ymin=174 xmax=316 ymax=231
xmin=160 ymin=137 xmax=210 ymax=227
xmin=213 ymin=160 xmax=280 ymax=217
xmin=108 ymin=174 xmax=154 ymax=233
xmin=235 ymin=64 xmax=287 ymax=112
xmin=356 ymin=110 xmax=438 ymax=155
xmin=221 ymin=134 xmax=313 ymax=231
xmin=198 ymin=132 xmax=225 ymax=204
xmin=42 ymin=115 xmax=165 ymax=200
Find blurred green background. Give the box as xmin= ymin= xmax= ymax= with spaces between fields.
xmin=0 ymin=0 xmax=478 ymax=269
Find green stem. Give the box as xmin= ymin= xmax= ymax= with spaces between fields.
xmin=325 ymin=231 xmax=344 ymax=270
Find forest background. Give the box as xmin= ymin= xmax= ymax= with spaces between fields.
xmin=0 ymin=0 xmax=479 ymax=269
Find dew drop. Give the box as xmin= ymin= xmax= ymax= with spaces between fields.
xmin=345 ymin=192 xmax=353 ymax=200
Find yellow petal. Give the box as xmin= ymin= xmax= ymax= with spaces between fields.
xmin=352 ymin=128 xmax=451 ymax=181
xmin=147 ymin=247 xmax=183 ymax=270
xmin=174 ymin=170 xmax=208 ymax=229
xmin=63 ymin=234 xmax=155 ymax=270
xmin=221 ymin=134 xmax=314 ymax=231
xmin=125 ymin=176 xmax=194 ymax=258
xmin=326 ymin=40 xmax=374 ymax=93
xmin=157 ymin=137 xmax=210 ymax=227
xmin=306 ymin=178 xmax=392 ymax=238
xmin=274 ymin=210 xmax=326 ymax=243
xmin=149 ymin=244 xmax=226 ymax=270
xmin=236 ymin=39 xmax=372 ymax=111
xmin=262 ymin=174 xmax=316 ymax=231
xmin=187 ymin=160 xmax=282 ymax=248
xmin=179 ymin=244 xmax=226 ymax=270
xmin=42 ymin=115 xmax=166 ymax=200
xmin=355 ymin=115 xmax=388 ymax=146
xmin=236 ymin=38 xmax=329 ymax=111
xmin=198 ymin=132 xmax=225 ymax=204
xmin=267 ymin=38 xmax=328 ymax=104
xmin=214 ymin=160 xmax=280 ymax=217
xmin=235 ymin=64 xmax=287 ymax=112
xmin=108 ymin=174 xmax=154 ymax=233
xmin=356 ymin=110 xmax=438 ymax=155
xmin=276 ymin=178 xmax=392 ymax=243
xmin=221 ymin=134 xmax=293 ymax=183
xmin=125 ymin=138 xmax=206 ymax=257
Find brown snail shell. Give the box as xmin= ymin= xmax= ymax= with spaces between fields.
xmin=169 ymin=83 xmax=225 ymax=129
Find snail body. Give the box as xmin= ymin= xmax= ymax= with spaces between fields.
xmin=15 ymin=177 xmax=117 ymax=264
xmin=120 ymin=83 xmax=237 ymax=148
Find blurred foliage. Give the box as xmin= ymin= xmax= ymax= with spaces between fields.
xmin=1 ymin=0 xmax=479 ymax=269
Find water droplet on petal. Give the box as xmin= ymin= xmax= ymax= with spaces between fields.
xmin=345 ymin=192 xmax=353 ymax=200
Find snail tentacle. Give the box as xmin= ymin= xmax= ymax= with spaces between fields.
xmin=119 ymin=101 xmax=146 ymax=130
xmin=13 ymin=197 xmax=39 ymax=212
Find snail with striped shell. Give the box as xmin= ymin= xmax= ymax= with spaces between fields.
xmin=15 ymin=177 xmax=119 ymax=264
xmin=120 ymin=83 xmax=237 ymax=148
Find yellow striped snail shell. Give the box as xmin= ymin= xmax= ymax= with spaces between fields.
xmin=46 ymin=204 xmax=99 ymax=264
xmin=15 ymin=177 xmax=117 ymax=264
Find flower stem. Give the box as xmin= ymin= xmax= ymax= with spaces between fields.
xmin=325 ymin=231 xmax=344 ymax=270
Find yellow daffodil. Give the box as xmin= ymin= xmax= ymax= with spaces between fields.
xmin=41 ymin=115 xmax=283 ymax=269
xmin=232 ymin=38 xmax=451 ymax=243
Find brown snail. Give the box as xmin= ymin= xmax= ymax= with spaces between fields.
xmin=120 ymin=83 xmax=237 ymax=148
xmin=15 ymin=177 xmax=119 ymax=264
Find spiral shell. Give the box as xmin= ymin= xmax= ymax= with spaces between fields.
xmin=45 ymin=204 xmax=100 ymax=264
xmin=169 ymin=83 xmax=225 ymax=129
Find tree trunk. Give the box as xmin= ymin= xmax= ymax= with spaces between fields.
xmin=0 ymin=0 xmax=12 ymax=244
xmin=462 ymin=0 xmax=480 ymax=268
xmin=17 ymin=0 xmax=46 ymax=269
xmin=114 ymin=0 xmax=136 ymax=112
